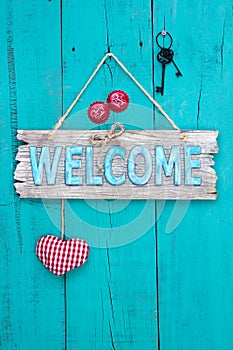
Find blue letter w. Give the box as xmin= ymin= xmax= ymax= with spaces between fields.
xmin=30 ymin=146 xmax=62 ymax=185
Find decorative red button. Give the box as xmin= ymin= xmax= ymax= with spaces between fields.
xmin=107 ymin=90 xmax=129 ymax=113
xmin=88 ymin=102 xmax=110 ymax=124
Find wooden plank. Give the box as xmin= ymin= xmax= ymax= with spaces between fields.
xmin=14 ymin=129 xmax=218 ymax=199
xmin=62 ymin=1 xmax=159 ymax=349
xmin=154 ymin=0 xmax=233 ymax=349
xmin=0 ymin=1 xmax=65 ymax=349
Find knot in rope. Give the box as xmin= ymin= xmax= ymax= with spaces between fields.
xmin=90 ymin=122 xmax=124 ymax=146
xmin=90 ymin=122 xmax=125 ymax=172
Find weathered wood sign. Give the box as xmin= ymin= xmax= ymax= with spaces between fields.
xmin=14 ymin=129 xmax=218 ymax=200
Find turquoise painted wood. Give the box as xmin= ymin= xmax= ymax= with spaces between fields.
xmin=0 ymin=1 xmax=65 ymax=349
xmin=0 ymin=1 xmax=232 ymax=350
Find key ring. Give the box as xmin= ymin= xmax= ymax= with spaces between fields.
xmin=156 ymin=30 xmax=173 ymax=49
xmin=155 ymin=29 xmax=182 ymax=95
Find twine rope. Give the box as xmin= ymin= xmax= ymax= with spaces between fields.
xmin=109 ymin=53 xmax=179 ymax=130
xmin=61 ymin=197 xmax=65 ymax=240
xmin=50 ymin=52 xmax=180 ymax=135
xmin=90 ymin=122 xmax=125 ymax=172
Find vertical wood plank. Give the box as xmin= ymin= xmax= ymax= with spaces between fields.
xmin=154 ymin=0 xmax=233 ymax=349
xmin=62 ymin=1 xmax=158 ymax=349
xmin=0 ymin=1 xmax=65 ymax=349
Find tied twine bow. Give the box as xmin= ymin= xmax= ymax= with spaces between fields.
xmin=90 ymin=122 xmax=125 ymax=172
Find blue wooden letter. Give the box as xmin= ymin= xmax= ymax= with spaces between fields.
xmin=155 ymin=146 xmax=181 ymax=185
xmin=30 ymin=146 xmax=62 ymax=185
xmin=128 ymin=146 xmax=152 ymax=185
xmin=86 ymin=146 xmax=103 ymax=185
xmin=65 ymin=146 xmax=83 ymax=185
xmin=104 ymin=146 xmax=125 ymax=185
xmin=184 ymin=146 xmax=201 ymax=185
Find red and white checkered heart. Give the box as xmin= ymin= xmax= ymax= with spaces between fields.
xmin=36 ymin=235 xmax=90 ymax=276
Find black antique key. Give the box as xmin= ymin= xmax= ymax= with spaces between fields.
xmin=156 ymin=30 xmax=182 ymax=95
xmin=156 ymin=60 xmax=166 ymax=95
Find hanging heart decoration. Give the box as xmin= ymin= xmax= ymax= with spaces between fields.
xmin=36 ymin=235 xmax=90 ymax=276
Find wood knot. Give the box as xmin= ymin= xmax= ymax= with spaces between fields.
xmin=179 ymin=133 xmax=187 ymax=141
xmin=47 ymin=131 xmax=55 ymax=140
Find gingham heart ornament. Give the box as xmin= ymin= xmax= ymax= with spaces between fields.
xmin=36 ymin=235 xmax=90 ymax=276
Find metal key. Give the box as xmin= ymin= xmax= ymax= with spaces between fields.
xmin=156 ymin=48 xmax=173 ymax=96
xmin=163 ymin=48 xmax=183 ymax=77
xmin=155 ymin=31 xmax=183 ymax=95
xmin=172 ymin=59 xmax=183 ymax=77
xmin=156 ymin=62 xmax=166 ymax=96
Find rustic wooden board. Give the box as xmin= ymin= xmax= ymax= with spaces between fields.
xmin=15 ymin=129 xmax=218 ymax=199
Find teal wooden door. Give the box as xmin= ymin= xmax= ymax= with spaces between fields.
xmin=0 ymin=1 xmax=232 ymax=349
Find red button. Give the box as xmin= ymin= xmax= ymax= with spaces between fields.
xmin=107 ymin=90 xmax=129 ymax=113
xmin=88 ymin=102 xmax=110 ymax=124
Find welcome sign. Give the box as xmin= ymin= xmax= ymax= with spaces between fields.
xmin=14 ymin=129 xmax=218 ymax=200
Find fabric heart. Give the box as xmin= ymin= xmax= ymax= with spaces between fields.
xmin=36 ymin=235 xmax=90 ymax=276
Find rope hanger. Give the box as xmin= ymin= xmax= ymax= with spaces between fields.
xmin=51 ymin=52 xmax=180 ymax=134
xmin=50 ymin=51 xmax=181 ymax=240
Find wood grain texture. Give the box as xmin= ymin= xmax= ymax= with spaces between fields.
xmin=1 ymin=0 xmax=233 ymax=350
xmin=62 ymin=1 xmax=159 ymax=349
xmin=0 ymin=1 xmax=65 ymax=350
xmin=14 ymin=130 xmax=218 ymax=199
xmin=154 ymin=1 xmax=233 ymax=350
